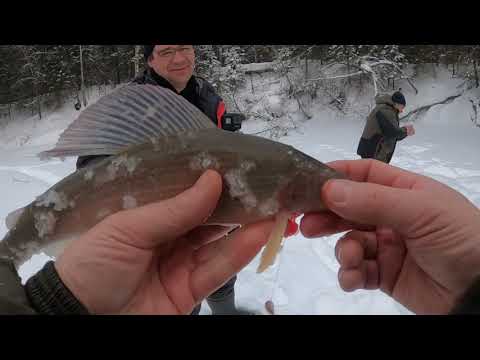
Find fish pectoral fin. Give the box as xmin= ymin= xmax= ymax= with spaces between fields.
xmin=257 ymin=212 xmax=290 ymax=274
xmin=5 ymin=207 xmax=25 ymax=230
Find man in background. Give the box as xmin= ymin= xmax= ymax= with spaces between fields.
xmin=357 ymin=91 xmax=415 ymax=163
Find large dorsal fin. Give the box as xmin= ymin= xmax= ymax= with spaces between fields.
xmin=39 ymin=84 xmax=216 ymax=159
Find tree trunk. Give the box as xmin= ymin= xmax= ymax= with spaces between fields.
xmin=346 ymin=46 xmax=351 ymax=86
xmin=116 ymin=65 xmax=121 ymax=85
xmin=134 ymin=45 xmax=141 ymax=77
xmin=115 ymin=49 xmax=121 ymax=86
xmin=19 ymin=46 xmax=42 ymax=120
xmin=305 ymin=55 xmax=308 ymax=80
xmin=213 ymin=46 xmax=224 ymax=66
xmin=37 ymin=94 xmax=42 ymax=120
xmin=31 ymin=87 xmax=35 ymax=117
xmin=474 ymin=60 xmax=479 ymax=88
xmin=8 ymin=103 xmax=12 ymax=123
xmin=80 ymin=45 xmax=87 ymax=107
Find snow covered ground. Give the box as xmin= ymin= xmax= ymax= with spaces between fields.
xmin=0 ymin=64 xmax=479 ymax=315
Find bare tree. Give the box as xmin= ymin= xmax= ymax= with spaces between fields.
xmin=16 ymin=46 xmax=44 ymax=119
xmin=134 ymin=45 xmax=142 ymax=77
xmin=79 ymin=45 xmax=87 ymax=107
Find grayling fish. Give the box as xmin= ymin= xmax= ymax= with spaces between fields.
xmin=0 ymin=84 xmax=344 ymax=272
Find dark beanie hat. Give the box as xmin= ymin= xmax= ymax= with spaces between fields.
xmin=144 ymin=45 xmax=155 ymax=61
xmin=392 ymin=91 xmax=406 ymax=106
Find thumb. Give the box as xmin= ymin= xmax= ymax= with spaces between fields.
xmin=106 ymin=170 xmax=223 ymax=247
xmin=322 ymin=179 xmax=437 ymax=234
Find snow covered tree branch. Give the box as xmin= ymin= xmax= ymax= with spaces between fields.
xmin=306 ymin=51 xmax=417 ymax=98
xmin=307 ymin=71 xmax=364 ymax=82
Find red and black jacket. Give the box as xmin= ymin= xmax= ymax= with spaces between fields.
xmin=76 ymin=69 xmax=231 ymax=169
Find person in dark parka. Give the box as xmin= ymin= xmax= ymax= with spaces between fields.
xmin=357 ymin=91 xmax=415 ymax=164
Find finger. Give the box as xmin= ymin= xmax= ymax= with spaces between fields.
xmin=346 ymin=231 xmax=378 ymax=259
xmin=338 ymin=268 xmax=365 ymax=292
xmin=364 ymin=260 xmax=380 ymax=290
xmin=374 ymin=229 xmax=406 ymax=296
xmin=335 ymin=228 xmax=406 ymax=296
xmin=300 ymin=212 xmax=375 ymax=238
xmin=336 ymin=238 xmax=363 ymax=269
xmin=153 ymin=225 xmax=236 ymax=274
xmin=301 ymin=212 xmax=353 ymax=238
xmin=338 ymin=261 xmax=379 ymax=292
xmin=335 ymin=235 xmax=363 ymax=269
xmin=321 ymin=178 xmax=440 ymax=234
xmin=103 ymin=170 xmax=223 ymax=248
xmin=335 ymin=231 xmax=377 ymax=267
xmin=326 ymin=160 xmax=464 ymax=205
xmin=190 ymin=219 xmax=275 ymax=302
xmin=326 ymin=159 xmax=438 ymax=190
xmin=187 ymin=225 xmax=238 ymax=249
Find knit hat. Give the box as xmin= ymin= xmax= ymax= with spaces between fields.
xmin=144 ymin=45 xmax=155 ymax=61
xmin=392 ymin=90 xmax=406 ymax=106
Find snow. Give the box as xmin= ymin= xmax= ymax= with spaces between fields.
xmin=224 ymin=161 xmax=258 ymax=211
xmin=108 ymin=154 xmax=142 ymax=177
xmin=189 ymin=151 xmax=220 ymax=171
xmin=33 ymin=210 xmax=57 ymax=239
xmin=1 ymin=65 xmax=479 ymax=315
xmin=84 ymin=169 xmax=94 ymax=181
xmin=35 ymin=190 xmax=72 ymax=211
xmin=239 ymin=62 xmax=275 ymax=74
xmin=122 ymin=195 xmax=137 ymax=210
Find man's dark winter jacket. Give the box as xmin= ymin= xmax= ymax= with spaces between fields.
xmin=357 ymin=94 xmax=408 ymax=164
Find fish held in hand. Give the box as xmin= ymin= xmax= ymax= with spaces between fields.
xmin=0 ymin=84 xmax=344 ymax=270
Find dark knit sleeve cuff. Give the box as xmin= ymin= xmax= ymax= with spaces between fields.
xmin=450 ymin=276 xmax=480 ymax=314
xmin=25 ymin=261 xmax=89 ymax=315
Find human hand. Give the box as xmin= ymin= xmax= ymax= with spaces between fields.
xmin=404 ymin=124 xmax=415 ymax=136
xmin=300 ymin=159 xmax=480 ymax=314
xmin=55 ymin=170 xmax=274 ymax=315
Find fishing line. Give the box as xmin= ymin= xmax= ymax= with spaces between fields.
xmin=266 ymin=239 xmax=285 ymax=315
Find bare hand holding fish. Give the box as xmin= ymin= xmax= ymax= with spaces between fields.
xmin=300 ymin=159 xmax=480 ymax=315
xmin=52 ymin=170 xmax=274 ymax=314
